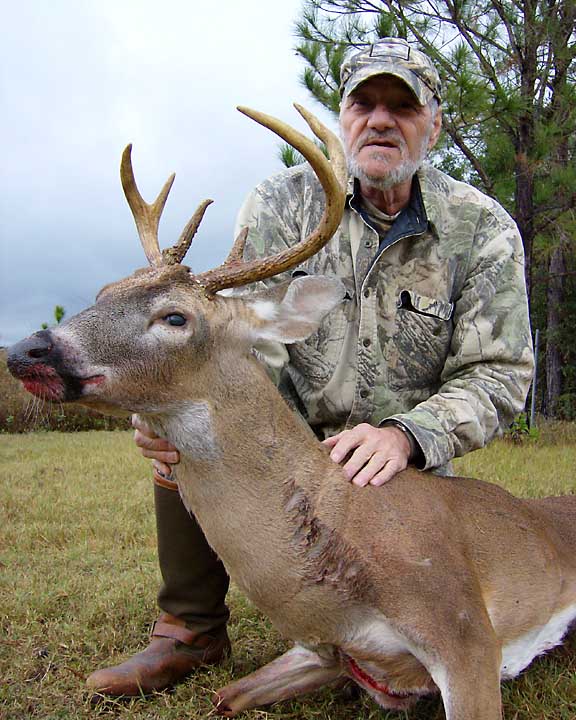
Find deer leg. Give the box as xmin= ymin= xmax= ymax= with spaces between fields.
xmin=430 ymin=637 xmax=503 ymax=720
xmin=213 ymin=644 xmax=343 ymax=717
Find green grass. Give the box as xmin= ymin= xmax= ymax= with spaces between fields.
xmin=1 ymin=429 xmax=575 ymax=719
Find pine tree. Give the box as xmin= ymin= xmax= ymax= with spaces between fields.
xmin=295 ymin=0 xmax=576 ymax=418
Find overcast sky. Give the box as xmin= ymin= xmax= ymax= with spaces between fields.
xmin=0 ymin=0 xmax=338 ymax=346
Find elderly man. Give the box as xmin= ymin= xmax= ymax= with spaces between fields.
xmin=87 ymin=38 xmax=534 ymax=696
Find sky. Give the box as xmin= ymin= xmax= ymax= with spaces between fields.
xmin=0 ymin=0 xmax=337 ymax=346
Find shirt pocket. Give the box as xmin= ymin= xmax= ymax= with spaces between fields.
xmin=397 ymin=289 xmax=454 ymax=320
xmin=390 ymin=289 xmax=454 ymax=390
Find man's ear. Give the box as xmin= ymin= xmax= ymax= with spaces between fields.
xmin=428 ymin=106 xmax=443 ymax=151
xmin=248 ymin=275 xmax=346 ymax=343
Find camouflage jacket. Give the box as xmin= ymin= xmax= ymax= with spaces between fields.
xmin=236 ymin=162 xmax=534 ymax=472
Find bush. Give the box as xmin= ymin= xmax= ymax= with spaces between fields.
xmin=505 ymin=413 xmax=540 ymax=444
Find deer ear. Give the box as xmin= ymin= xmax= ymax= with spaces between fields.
xmin=249 ymin=275 xmax=346 ymax=343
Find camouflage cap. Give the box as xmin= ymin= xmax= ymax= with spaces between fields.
xmin=340 ymin=38 xmax=442 ymax=105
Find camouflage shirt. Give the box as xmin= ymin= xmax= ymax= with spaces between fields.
xmin=236 ymin=162 xmax=534 ymax=472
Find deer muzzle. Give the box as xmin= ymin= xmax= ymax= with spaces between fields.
xmin=7 ymin=330 xmax=104 ymax=402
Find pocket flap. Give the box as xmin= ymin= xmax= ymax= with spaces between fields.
xmin=397 ymin=289 xmax=454 ymax=321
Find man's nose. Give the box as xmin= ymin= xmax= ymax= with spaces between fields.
xmin=367 ymin=104 xmax=396 ymax=130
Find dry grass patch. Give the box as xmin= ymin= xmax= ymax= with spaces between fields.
xmin=1 ymin=429 xmax=575 ymax=719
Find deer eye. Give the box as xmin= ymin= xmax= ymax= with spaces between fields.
xmin=164 ymin=313 xmax=187 ymax=327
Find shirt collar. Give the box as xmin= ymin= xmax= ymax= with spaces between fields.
xmin=348 ymin=170 xmax=429 ymax=231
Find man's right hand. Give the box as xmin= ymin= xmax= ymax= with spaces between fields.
xmin=132 ymin=415 xmax=180 ymax=480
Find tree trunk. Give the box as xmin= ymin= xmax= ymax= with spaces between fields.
xmin=544 ymin=243 xmax=566 ymax=417
xmin=514 ymin=151 xmax=535 ymax=302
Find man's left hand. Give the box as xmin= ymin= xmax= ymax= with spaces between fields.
xmin=322 ymin=424 xmax=412 ymax=487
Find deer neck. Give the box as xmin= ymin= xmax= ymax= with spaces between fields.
xmin=142 ymin=354 xmax=347 ymax=623
xmin=147 ymin=352 xmax=324 ymax=481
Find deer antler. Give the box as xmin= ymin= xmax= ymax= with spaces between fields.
xmin=194 ymin=104 xmax=347 ymax=296
xmin=120 ymin=145 xmax=213 ymax=267
xmin=222 ymin=227 xmax=250 ymax=266
xmin=120 ymin=145 xmax=173 ymax=267
xmin=121 ymin=104 xmax=346 ymax=277
xmin=161 ymin=199 xmax=213 ymax=265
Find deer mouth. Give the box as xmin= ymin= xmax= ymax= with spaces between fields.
xmin=18 ymin=365 xmax=66 ymax=401
xmin=12 ymin=364 xmax=105 ymax=402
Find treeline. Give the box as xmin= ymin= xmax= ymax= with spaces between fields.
xmin=295 ymin=0 xmax=576 ymax=419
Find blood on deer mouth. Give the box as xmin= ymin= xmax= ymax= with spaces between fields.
xmin=18 ymin=365 xmax=66 ymax=401
xmin=17 ymin=366 xmax=105 ymax=402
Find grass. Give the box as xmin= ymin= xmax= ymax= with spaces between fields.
xmin=1 ymin=428 xmax=575 ymax=720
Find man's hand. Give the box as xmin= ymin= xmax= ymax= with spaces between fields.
xmin=322 ymin=423 xmax=412 ymax=487
xmin=132 ymin=415 xmax=180 ymax=479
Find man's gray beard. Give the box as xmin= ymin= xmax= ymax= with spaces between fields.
xmin=346 ymin=153 xmax=424 ymax=190
xmin=345 ymin=132 xmax=431 ymax=191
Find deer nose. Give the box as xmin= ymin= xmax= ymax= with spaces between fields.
xmin=7 ymin=330 xmax=55 ymax=374
xmin=26 ymin=333 xmax=54 ymax=358
xmin=21 ymin=330 xmax=54 ymax=359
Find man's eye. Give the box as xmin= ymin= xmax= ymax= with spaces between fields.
xmin=396 ymin=101 xmax=417 ymax=112
xmin=164 ymin=314 xmax=187 ymax=327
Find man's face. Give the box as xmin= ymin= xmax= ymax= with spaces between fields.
xmin=340 ymin=75 xmax=442 ymax=190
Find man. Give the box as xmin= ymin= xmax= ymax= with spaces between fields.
xmin=87 ymin=38 xmax=534 ymax=696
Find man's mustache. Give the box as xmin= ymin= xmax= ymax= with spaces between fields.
xmin=355 ymin=131 xmax=406 ymax=152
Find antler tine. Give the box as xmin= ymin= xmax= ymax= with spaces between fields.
xmin=194 ymin=105 xmax=347 ymax=296
xmin=120 ymin=144 xmax=175 ymax=267
xmin=293 ymin=103 xmax=348 ymax=190
xmin=223 ymin=227 xmax=250 ymax=266
xmin=162 ymin=198 xmax=214 ymax=265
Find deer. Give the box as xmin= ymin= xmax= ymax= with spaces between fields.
xmin=7 ymin=105 xmax=576 ymax=720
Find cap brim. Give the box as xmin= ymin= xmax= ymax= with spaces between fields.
xmin=342 ymin=63 xmax=433 ymax=106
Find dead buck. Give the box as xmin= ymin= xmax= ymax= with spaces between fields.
xmin=7 ymin=106 xmax=576 ymax=720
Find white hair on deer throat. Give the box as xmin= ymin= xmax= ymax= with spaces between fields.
xmin=150 ymin=402 xmax=222 ymax=463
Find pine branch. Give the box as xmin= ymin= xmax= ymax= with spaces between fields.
xmin=442 ymin=117 xmax=495 ymax=194
xmin=489 ymin=0 xmax=523 ymax=63
xmin=534 ymin=194 xmax=576 ymax=233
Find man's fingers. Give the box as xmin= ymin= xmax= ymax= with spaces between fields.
xmin=131 ymin=414 xmax=157 ymax=436
xmin=321 ymin=434 xmax=341 ymax=448
xmin=140 ymin=447 xmax=180 ymax=463
xmin=326 ymin=431 xmax=364 ymax=463
xmin=369 ymin=458 xmax=407 ymax=487
xmin=325 ymin=425 xmax=411 ymax=487
xmin=153 ymin=460 xmax=174 ymax=479
xmin=342 ymin=445 xmax=377 ymax=482
xmin=134 ymin=429 xmax=176 ymax=452
xmin=350 ymin=452 xmax=389 ymax=487
xmin=134 ymin=429 xmax=180 ymax=464
xmin=132 ymin=414 xmax=180 ymax=467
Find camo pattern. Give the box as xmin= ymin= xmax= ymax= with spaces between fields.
xmin=340 ymin=38 xmax=442 ymax=104
xmin=235 ymin=162 xmax=534 ymax=472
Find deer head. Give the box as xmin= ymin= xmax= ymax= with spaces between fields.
xmin=7 ymin=105 xmax=347 ymax=417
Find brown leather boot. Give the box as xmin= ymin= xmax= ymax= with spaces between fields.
xmin=86 ymin=613 xmax=231 ymax=697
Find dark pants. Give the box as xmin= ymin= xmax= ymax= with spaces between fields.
xmin=154 ymin=482 xmax=230 ymax=633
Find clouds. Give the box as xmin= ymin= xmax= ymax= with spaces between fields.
xmin=0 ymin=0 xmax=337 ymax=345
